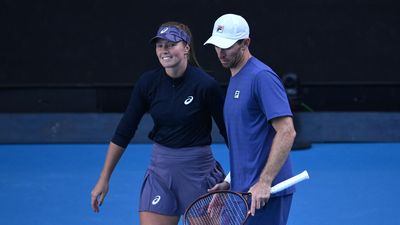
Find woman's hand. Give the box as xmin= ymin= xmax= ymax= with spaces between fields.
xmin=91 ymin=178 xmax=109 ymax=213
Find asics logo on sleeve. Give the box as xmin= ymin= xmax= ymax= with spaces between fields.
xmin=184 ymin=96 xmax=194 ymax=105
xmin=152 ymin=195 xmax=161 ymax=205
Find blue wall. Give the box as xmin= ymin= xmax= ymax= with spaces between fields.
xmin=1 ymin=112 xmax=399 ymax=144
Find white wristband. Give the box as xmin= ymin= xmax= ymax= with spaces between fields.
xmin=224 ymin=172 xmax=231 ymax=184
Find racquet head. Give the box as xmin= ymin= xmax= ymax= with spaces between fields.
xmin=184 ymin=190 xmax=250 ymax=225
xmin=184 ymin=170 xmax=310 ymax=224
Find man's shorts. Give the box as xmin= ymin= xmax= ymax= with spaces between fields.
xmin=139 ymin=143 xmax=225 ymax=216
xmin=245 ymin=194 xmax=293 ymax=225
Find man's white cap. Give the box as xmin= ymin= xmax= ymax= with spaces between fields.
xmin=204 ymin=14 xmax=250 ymax=49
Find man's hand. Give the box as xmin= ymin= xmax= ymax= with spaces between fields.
xmin=248 ymin=181 xmax=271 ymax=216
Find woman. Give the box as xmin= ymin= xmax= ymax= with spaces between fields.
xmin=91 ymin=21 xmax=227 ymax=225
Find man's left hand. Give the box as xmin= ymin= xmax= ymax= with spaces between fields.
xmin=248 ymin=181 xmax=271 ymax=216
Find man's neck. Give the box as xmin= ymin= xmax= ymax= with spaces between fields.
xmin=230 ymin=51 xmax=252 ymax=77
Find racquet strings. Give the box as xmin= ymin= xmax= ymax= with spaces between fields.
xmin=185 ymin=192 xmax=248 ymax=225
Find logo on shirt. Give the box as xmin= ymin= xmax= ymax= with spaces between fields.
xmin=234 ymin=90 xmax=240 ymax=99
xmin=184 ymin=96 xmax=194 ymax=105
xmin=152 ymin=195 xmax=161 ymax=205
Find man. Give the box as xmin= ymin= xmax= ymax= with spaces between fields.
xmin=205 ymin=14 xmax=297 ymax=225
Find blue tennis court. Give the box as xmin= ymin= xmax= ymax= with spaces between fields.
xmin=1 ymin=143 xmax=399 ymax=225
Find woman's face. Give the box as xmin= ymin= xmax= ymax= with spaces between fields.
xmin=155 ymin=39 xmax=189 ymax=70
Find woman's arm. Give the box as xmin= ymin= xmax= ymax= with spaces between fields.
xmin=91 ymin=142 xmax=125 ymax=213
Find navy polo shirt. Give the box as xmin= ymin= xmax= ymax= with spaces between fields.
xmin=224 ymin=57 xmax=294 ymax=196
xmin=112 ymin=65 xmax=227 ymax=148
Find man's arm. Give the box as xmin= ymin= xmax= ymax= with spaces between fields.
xmin=248 ymin=116 xmax=296 ymax=215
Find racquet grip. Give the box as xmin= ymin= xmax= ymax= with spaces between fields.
xmin=224 ymin=172 xmax=231 ymax=183
xmin=270 ymin=170 xmax=310 ymax=194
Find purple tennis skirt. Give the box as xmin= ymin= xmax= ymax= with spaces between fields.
xmin=139 ymin=143 xmax=225 ymax=216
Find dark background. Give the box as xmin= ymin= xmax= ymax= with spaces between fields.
xmin=1 ymin=0 xmax=399 ymax=112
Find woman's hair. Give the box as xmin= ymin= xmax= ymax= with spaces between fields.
xmin=159 ymin=21 xmax=201 ymax=68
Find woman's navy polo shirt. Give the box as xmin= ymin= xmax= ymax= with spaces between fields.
xmin=111 ymin=65 xmax=227 ymax=148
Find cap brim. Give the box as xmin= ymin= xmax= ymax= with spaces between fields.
xmin=149 ymin=36 xmax=159 ymax=44
xmin=203 ymin=36 xmax=237 ymax=49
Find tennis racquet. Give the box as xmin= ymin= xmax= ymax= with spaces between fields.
xmin=183 ymin=170 xmax=310 ymax=225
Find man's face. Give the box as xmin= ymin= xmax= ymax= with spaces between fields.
xmin=214 ymin=41 xmax=244 ymax=69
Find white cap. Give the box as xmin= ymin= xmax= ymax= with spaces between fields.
xmin=204 ymin=14 xmax=250 ymax=49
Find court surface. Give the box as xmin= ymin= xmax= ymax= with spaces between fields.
xmin=1 ymin=143 xmax=399 ymax=225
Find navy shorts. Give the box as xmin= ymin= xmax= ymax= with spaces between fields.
xmin=245 ymin=194 xmax=293 ymax=225
xmin=139 ymin=143 xmax=225 ymax=216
